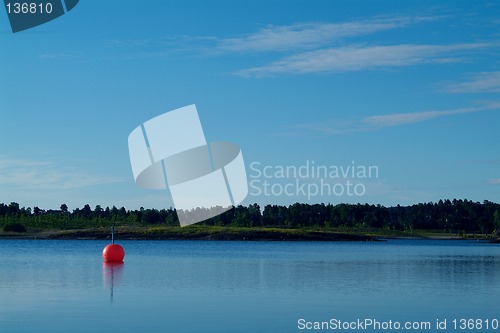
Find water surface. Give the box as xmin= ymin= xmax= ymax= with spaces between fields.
xmin=0 ymin=239 xmax=499 ymax=332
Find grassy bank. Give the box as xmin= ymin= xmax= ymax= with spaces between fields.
xmin=0 ymin=225 xmax=376 ymax=241
xmin=0 ymin=225 xmax=497 ymax=241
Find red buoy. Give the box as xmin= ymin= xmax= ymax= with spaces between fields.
xmin=102 ymin=224 xmax=125 ymax=262
xmin=103 ymin=244 xmax=125 ymax=262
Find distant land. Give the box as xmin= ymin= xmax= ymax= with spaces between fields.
xmin=1 ymin=199 xmax=499 ymax=241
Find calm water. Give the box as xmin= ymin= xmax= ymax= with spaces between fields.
xmin=0 ymin=239 xmax=499 ymax=333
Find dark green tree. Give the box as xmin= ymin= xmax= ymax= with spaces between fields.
xmin=60 ymin=204 xmax=68 ymax=213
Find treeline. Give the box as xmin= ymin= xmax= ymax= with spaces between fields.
xmin=1 ymin=199 xmax=500 ymax=234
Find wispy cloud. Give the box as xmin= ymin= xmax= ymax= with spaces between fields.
xmin=0 ymin=156 xmax=125 ymax=191
xmin=364 ymin=107 xmax=480 ymax=127
xmin=217 ymin=16 xmax=441 ymax=53
xmin=442 ymin=71 xmax=500 ymax=93
xmin=286 ymin=104 xmax=498 ymax=135
xmin=464 ymin=159 xmax=500 ymax=165
xmin=99 ymin=35 xmax=215 ymax=60
xmin=488 ymin=179 xmax=500 ymax=185
xmin=205 ymin=14 xmax=498 ymax=77
xmin=104 ymin=38 xmax=153 ymax=48
xmin=237 ymin=43 xmax=492 ymax=77
xmin=39 ymin=52 xmax=81 ymax=60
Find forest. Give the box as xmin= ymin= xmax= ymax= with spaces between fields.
xmin=1 ymin=199 xmax=500 ymax=235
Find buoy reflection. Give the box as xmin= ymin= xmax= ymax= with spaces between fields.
xmin=102 ymin=261 xmax=124 ymax=302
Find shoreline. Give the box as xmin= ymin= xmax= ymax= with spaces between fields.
xmin=0 ymin=226 xmax=497 ymax=242
xmin=0 ymin=228 xmax=377 ymax=242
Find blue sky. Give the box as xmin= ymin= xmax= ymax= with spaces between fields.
xmin=0 ymin=0 xmax=499 ymax=211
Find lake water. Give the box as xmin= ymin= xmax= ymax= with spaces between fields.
xmin=0 ymin=239 xmax=499 ymax=333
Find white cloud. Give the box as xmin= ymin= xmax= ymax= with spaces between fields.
xmin=217 ymin=16 xmax=441 ymax=53
xmin=285 ymin=104 xmax=498 ymax=135
xmin=488 ymin=179 xmax=500 ymax=185
xmin=0 ymin=156 xmax=125 ymax=191
xmin=38 ymin=52 xmax=81 ymax=60
xmin=443 ymin=71 xmax=500 ymax=93
xmin=203 ymin=14 xmax=499 ymax=77
xmin=105 ymin=38 xmax=152 ymax=48
xmin=363 ymin=107 xmax=480 ymax=127
xmin=237 ymin=43 xmax=492 ymax=77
